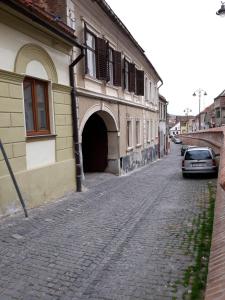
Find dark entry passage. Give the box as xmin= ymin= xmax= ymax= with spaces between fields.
xmin=82 ymin=113 xmax=108 ymax=172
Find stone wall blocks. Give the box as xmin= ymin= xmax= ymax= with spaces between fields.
xmin=56 ymin=137 xmax=67 ymax=150
xmin=0 ymin=98 xmax=23 ymax=113
xmin=65 ymin=115 xmax=72 ymax=125
xmin=0 ymin=113 xmax=11 ymax=127
xmin=0 ymin=160 xmax=8 ymax=177
xmin=0 ymin=156 xmax=26 ymax=177
xmin=0 ymin=127 xmax=25 ymax=143
xmin=55 ymin=103 xmax=71 ymax=115
xmin=53 ymin=92 xmax=65 ymax=104
xmin=64 ymin=95 xmax=71 ymax=105
xmin=0 ymin=82 xmax=9 ymax=97
xmin=56 ymin=147 xmax=73 ymax=161
xmin=9 ymin=84 xmax=22 ymax=99
xmin=55 ymin=125 xmax=72 ymax=138
xmin=55 ymin=115 xmax=66 ymax=126
xmin=0 ymin=143 xmax=13 ymax=161
xmin=66 ymin=137 xmax=73 ymax=148
xmin=10 ymin=157 xmax=26 ymax=173
xmin=12 ymin=142 xmax=26 ymax=158
xmin=10 ymin=113 xmax=24 ymax=127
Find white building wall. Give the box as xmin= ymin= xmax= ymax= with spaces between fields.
xmin=0 ymin=23 xmax=70 ymax=86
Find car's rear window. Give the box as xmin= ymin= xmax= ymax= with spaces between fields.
xmin=185 ymin=150 xmax=212 ymax=160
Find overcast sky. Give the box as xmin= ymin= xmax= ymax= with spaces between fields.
xmin=106 ymin=0 xmax=225 ymax=116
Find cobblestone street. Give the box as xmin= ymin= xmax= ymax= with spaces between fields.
xmin=0 ymin=144 xmax=216 ymax=300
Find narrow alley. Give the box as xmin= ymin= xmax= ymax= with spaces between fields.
xmin=0 ymin=144 xmax=216 ymax=300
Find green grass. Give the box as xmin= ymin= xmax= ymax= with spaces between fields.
xmin=181 ymin=182 xmax=216 ymax=300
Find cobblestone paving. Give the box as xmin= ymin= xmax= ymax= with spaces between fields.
xmin=0 ymin=144 xmax=216 ymax=300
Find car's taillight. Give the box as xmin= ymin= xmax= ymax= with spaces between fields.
xmin=212 ymin=159 xmax=216 ymax=166
xmin=182 ymin=160 xmax=184 ymax=167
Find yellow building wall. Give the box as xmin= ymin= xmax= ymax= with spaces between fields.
xmin=0 ymin=71 xmax=76 ymax=217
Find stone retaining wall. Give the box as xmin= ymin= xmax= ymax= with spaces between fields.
xmin=180 ymin=127 xmax=225 ymax=299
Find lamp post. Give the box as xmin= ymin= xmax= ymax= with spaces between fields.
xmin=193 ymin=89 xmax=207 ymax=130
xmin=184 ymin=108 xmax=192 ymax=133
xmin=216 ymin=2 xmax=225 ymax=16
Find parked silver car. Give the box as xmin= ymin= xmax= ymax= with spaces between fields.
xmin=182 ymin=147 xmax=219 ymax=177
xmin=173 ymin=137 xmax=182 ymax=144
xmin=180 ymin=145 xmax=197 ymax=156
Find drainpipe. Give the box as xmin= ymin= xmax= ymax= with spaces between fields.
xmin=69 ymin=47 xmax=85 ymax=192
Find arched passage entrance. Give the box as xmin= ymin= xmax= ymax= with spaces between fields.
xmin=80 ymin=107 xmax=119 ymax=175
xmin=82 ymin=113 xmax=108 ymax=172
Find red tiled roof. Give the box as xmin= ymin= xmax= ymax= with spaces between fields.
xmin=12 ymin=0 xmax=75 ymax=37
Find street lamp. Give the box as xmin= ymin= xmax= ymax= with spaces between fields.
xmin=193 ymin=89 xmax=207 ymax=130
xmin=216 ymin=2 xmax=225 ymax=16
xmin=184 ymin=108 xmax=192 ymax=133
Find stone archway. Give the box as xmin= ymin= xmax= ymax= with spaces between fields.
xmin=82 ymin=113 xmax=108 ymax=172
xmin=80 ymin=105 xmax=120 ymax=175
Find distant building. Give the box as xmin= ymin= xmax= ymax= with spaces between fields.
xmin=167 ymin=114 xmax=177 ymax=130
xmin=214 ymin=90 xmax=225 ymax=127
xmin=202 ymin=103 xmax=215 ymax=129
xmin=158 ymin=94 xmax=168 ymax=157
xmin=169 ymin=122 xmax=180 ymax=136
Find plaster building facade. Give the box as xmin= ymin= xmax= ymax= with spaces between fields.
xmin=169 ymin=122 xmax=180 ymax=136
xmin=0 ymin=0 xmax=163 ymax=216
xmin=158 ymin=94 xmax=168 ymax=157
xmin=73 ymin=0 xmax=163 ymax=175
xmin=214 ymin=90 xmax=225 ymax=127
xmin=0 ymin=0 xmax=83 ymax=216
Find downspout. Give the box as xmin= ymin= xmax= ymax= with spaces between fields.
xmin=69 ymin=47 xmax=85 ymax=192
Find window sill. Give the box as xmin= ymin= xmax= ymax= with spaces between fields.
xmin=26 ymin=134 xmax=57 ymax=141
xmin=126 ymin=146 xmax=133 ymax=152
xmin=124 ymin=90 xmax=131 ymax=96
xmin=84 ymin=74 xmax=102 ymax=85
xmin=106 ymin=82 xmax=120 ymax=90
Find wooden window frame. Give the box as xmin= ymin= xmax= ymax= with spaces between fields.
xmin=150 ymin=120 xmax=153 ymax=141
xmin=96 ymin=37 xmax=108 ymax=80
xmin=113 ymin=50 xmax=122 ymax=86
xmin=145 ymin=77 xmax=149 ymax=101
xmin=23 ymin=77 xmax=50 ymax=136
xmin=124 ymin=59 xmax=129 ymax=90
xmin=127 ymin=119 xmax=133 ymax=149
xmin=85 ymin=27 xmax=97 ymax=77
xmin=128 ymin=63 xmax=136 ymax=93
xmin=135 ymin=69 xmax=144 ymax=96
xmin=108 ymin=46 xmax=114 ymax=84
xmin=146 ymin=120 xmax=150 ymax=143
xmin=135 ymin=119 xmax=141 ymax=146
